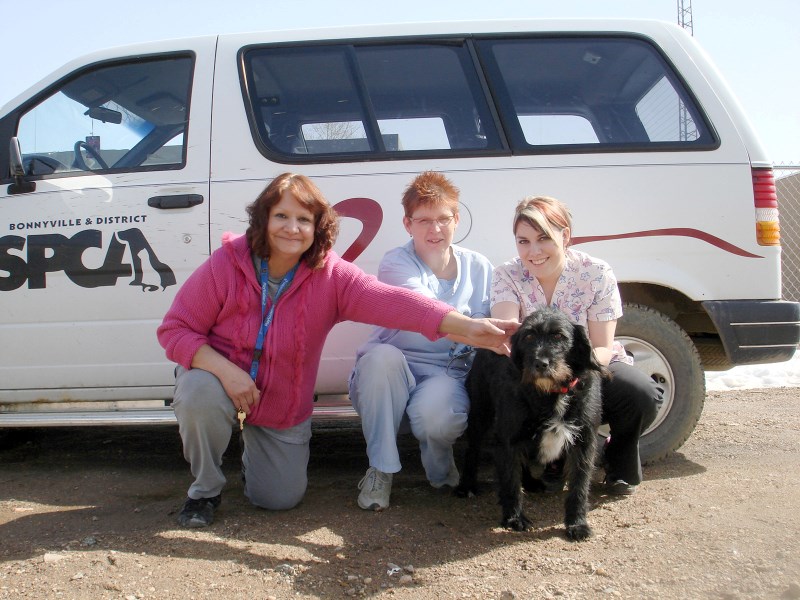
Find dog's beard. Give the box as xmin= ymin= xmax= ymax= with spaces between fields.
xmin=522 ymin=363 xmax=573 ymax=394
xmin=533 ymin=376 xmax=557 ymax=394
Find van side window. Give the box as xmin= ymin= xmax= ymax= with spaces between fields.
xmin=242 ymin=42 xmax=502 ymax=160
xmin=636 ymin=76 xmax=701 ymax=142
xmin=16 ymin=55 xmax=193 ymax=177
xmin=476 ymin=36 xmax=715 ymax=150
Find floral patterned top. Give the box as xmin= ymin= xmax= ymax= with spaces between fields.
xmin=491 ymin=248 xmax=633 ymax=365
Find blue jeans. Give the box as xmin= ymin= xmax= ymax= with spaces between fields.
xmin=348 ymin=344 xmax=468 ymax=485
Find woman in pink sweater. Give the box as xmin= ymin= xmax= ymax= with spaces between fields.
xmin=158 ymin=172 xmax=517 ymax=528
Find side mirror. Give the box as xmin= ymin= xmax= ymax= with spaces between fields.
xmin=8 ymin=137 xmax=35 ymax=194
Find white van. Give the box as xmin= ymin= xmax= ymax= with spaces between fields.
xmin=1 ymin=19 xmax=798 ymax=462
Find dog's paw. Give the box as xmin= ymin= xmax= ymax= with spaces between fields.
xmin=502 ymin=513 xmax=533 ymax=532
xmin=565 ymin=522 xmax=593 ymax=541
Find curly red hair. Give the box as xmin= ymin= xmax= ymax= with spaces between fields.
xmin=246 ymin=173 xmax=339 ymax=269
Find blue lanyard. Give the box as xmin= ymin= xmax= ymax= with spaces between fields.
xmin=249 ymin=258 xmax=298 ymax=381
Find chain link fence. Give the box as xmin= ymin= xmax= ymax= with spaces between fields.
xmin=776 ymin=163 xmax=800 ymax=302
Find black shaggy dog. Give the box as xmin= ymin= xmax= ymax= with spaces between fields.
xmin=456 ymin=307 xmax=605 ymax=541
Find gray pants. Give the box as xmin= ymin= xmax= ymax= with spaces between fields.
xmin=172 ymin=367 xmax=311 ymax=510
xmin=348 ymin=344 xmax=468 ymax=484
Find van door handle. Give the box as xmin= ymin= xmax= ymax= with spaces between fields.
xmin=147 ymin=194 xmax=204 ymax=209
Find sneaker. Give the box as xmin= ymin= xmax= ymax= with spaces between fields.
xmin=602 ymin=478 xmax=637 ymax=496
xmin=177 ymin=494 xmax=221 ymax=528
xmin=430 ymin=456 xmax=460 ymax=490
xmin=357 ymin=467 xmax=392 ymax=511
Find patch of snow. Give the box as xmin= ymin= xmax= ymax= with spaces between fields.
xmin=704 ymin=349 xmax=800 ymax=391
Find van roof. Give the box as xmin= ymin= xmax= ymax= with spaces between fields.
xmin=217 ymin=17 xmax=684 ymax=43
xmin=1 ymin=19 xmax=691 ymax=116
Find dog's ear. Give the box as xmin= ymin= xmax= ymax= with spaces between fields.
xmin=510 ymin=327 xmax=525 ymax=372
xmin=568 ymin=322 xmax=603 ymax=373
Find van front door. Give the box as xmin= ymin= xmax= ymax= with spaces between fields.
xmin=0 ymin=48 xmax=213 ymax=403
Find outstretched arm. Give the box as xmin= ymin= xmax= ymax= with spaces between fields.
xmin=440 ymin=312 xmax=519 ymax=355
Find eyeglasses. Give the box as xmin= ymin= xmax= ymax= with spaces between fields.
xmin=409 ymin=215 xmax=455 ymax=228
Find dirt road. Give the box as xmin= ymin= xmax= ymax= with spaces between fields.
xmin=1 ymin=387 xmax=799 ymax=599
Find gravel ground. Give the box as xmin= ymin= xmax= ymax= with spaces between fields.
xmin=1 ymin=387 xmax=799 ymax=599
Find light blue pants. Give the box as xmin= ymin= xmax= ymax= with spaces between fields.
xmin=348 ymin=344 xmax=469 ymax=485
xmin=172 ymin=367 xmax=311 ymax=510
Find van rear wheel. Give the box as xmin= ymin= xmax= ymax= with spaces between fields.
xmin=613 ymin=303 xmax=705 ymax=464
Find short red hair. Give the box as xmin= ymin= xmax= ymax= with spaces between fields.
xmin=401 ymin=171 xmax=460 ymax=217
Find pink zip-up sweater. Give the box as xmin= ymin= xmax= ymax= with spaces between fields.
xmin=157 ymin=234 xmax=451 ymax=429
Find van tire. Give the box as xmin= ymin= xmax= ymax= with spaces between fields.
xmin=613 ymin=303 xmax=705 ymax=464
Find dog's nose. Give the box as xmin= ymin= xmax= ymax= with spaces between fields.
xmin=534 ymin=358 xmax=549 ymax=371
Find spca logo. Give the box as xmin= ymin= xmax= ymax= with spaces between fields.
xmin=0 ymin=228 xmax=175 ymax=292
xmin=0 ymin=197 xmax=385 ymax=293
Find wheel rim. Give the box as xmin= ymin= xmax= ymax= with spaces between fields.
xmin=613 ymin=336 xmax=674 ymax=436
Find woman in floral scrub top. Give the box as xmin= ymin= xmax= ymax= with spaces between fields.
xmin=491 ymin=196 xmax=661 ymax=495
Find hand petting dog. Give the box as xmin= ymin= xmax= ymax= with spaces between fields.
xmin=443 ymin=315 xmax=520 ymax=356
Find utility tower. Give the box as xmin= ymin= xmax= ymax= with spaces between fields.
xmin=677 ymin=0 xmax=695 ymax=140
xmin=678 ymin=0 xmax=694 ymax=35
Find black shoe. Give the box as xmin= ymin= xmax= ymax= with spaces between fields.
xmin=602 ymin=478 xmax=637 ymax=496
xmin=177 ymin=495 xmax=221 ymax=528
xmin=599 ymin=437 xmax=638 ymax=496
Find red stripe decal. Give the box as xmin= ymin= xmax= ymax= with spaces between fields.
xmin=572 ymin=228 xmax=762 ymax=258
xmin=332 ymin=197 xmax=384 ymax=262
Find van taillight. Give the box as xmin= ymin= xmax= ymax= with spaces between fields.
xmin=753 ymin=167 xmax=780 ymax=246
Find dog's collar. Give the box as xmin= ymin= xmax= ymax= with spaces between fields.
xmin=550 ymin=378 xmax=580 ymax=395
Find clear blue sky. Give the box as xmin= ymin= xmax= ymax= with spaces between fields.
xmin=1 ymin=0 xmax=797 ymax=162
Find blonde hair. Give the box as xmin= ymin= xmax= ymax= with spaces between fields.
xmin=513 ymin=196 xmax=572 ymax=245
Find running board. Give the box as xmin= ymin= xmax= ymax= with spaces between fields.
xmin=0 ymin=409 xmax=177 ymax=427
xmin=0 ymin=404 xmax=358 ymax=427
